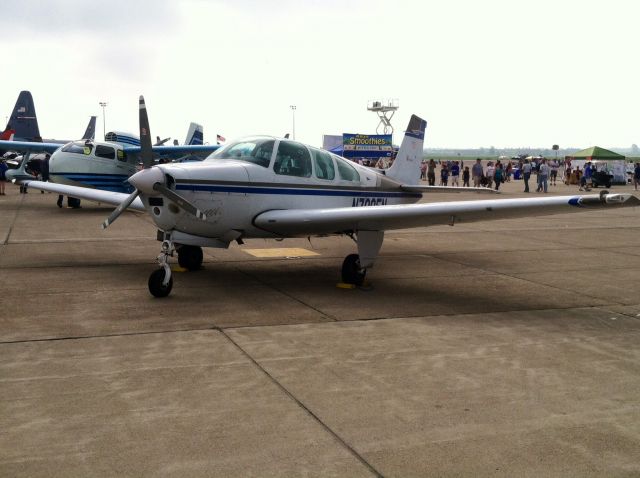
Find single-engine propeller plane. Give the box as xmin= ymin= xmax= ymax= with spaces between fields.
xmin=18 ymin=96 xmax=640 ymax=297
xmin=2 ymin=122 xmax=218 ymax=192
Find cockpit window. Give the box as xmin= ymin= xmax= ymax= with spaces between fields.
xmin=95 ymin=145 xmax=115 ymax=159
xmin=311 ymin=148 xmax=335 ymax=180
xmin=274 ymin=141 xmax=312 ymax=178
xmin=333 ymin=154 xmax=360 ymax=181
xmin=62 ymin=142 xmax=93 ymax=155
xmin=207 ymin=137 xmax=274 ymax=167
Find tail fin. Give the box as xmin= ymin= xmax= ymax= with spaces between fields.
xmin=82 ymin=116 xmax=97 ymax=140
xmin=3 ymin=91 xmax=41 ymax=142
xmin=184 ymin=122 xmax=203 ymax=145
xmin=385 ymin=115 xmax=427 ymax=185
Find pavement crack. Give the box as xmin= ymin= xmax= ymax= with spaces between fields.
xmin=220 ymin=329 xmax=384 ymax=478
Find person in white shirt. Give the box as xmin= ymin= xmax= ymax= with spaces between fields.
xmin=537 ymin=159 xmax=550 ymax=193
xmin=485 ymin=162 xmax=495 ymax=189
xmin=549 ymin=159 xmax=559 ymax=186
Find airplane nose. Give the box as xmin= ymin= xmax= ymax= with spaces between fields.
xmin=128 ymin=166 xmax=165 ymax=195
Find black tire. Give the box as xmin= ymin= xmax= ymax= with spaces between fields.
xmin=606 ymin=183 xmax=611 ymax=188
xmin=178 ymin=245 xmax=203 ymax=271
xmin=341 ymin=253 xmax=366 ymax=286
xmin=148 ymin=268 xmax=173 ymax=298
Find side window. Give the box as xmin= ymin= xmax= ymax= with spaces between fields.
xmin=117 ymin=149 xmax=127 ymax=162
xmin=333 ymin=155 xmax=360 ymax=181
xmin=273 ymin=141 xmax=312 ymax=178
xmin=95 ymin=145 xmax=115 ymax=159
xmin=311 ymin=149 xmax=335 ymax=180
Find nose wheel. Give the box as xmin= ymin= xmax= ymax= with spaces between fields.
xmin=149 ymin=239 xmax=174 ymax=298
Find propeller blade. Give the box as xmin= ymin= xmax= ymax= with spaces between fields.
xmin=139 ymin=96 xmax=154 ymax=169
xmin=153 ymin=183 xmax=207 ymax=220
xmin=154 ymin=136 xmax=171 ymax=146
xmin=101 ymin=188 xmax=140 ymax=229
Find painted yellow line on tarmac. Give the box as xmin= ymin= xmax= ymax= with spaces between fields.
xmin=243 ymin=247 xmax=320 ymax=258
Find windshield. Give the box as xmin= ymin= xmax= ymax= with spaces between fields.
xmin=207 ymin=137 xmax=275 ymax=167
xmin=61 ymin=141 xmax=93 ymax=155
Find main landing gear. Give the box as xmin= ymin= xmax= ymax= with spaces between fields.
xmin=341 ymin=254 xmax=366 ymax=286
xmin=340 ymin=230 xmax=385 ymax=287
xmin=177 ymin=244 xmax=203 ymax=271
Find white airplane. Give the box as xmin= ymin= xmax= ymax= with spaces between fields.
xmin=2 ymin=122 xmax=217 ymax=193
xmin=18 ymin=96 xmax=640 ymax=298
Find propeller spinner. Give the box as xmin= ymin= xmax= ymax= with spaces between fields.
xmin=100 ymin=96 xmax=206 ymax=229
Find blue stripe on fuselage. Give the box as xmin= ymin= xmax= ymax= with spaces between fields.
xmin=176 ymin=183 xmax=421 ymax=198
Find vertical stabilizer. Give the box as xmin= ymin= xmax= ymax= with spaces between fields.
xmin=3 ymin=91 xmax=41 ymax=142
xmin=385 ymin=115 xmax=426 ymax=186
xmin=184 ymin=122 xmax=204 ymax=145
xmin=82 ymin=116 xmax=97 ymax=140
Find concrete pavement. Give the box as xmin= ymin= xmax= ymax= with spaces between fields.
xmin=1 ymin=179 xmax=639 ymax=477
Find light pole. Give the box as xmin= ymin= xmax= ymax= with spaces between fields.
xmin=289 ymin=105 xmax=296 ymax=140
xmin=99 ymin=101 xmax=107 ymax=140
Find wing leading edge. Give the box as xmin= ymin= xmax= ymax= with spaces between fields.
xmin=253 ymin=193 xmax=640 ymax=236
xmin=21 ymin=180 xmax=145 ymax=212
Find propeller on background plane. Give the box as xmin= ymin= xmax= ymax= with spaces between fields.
xmin=154 ymin=136 xmax=171 ymax=146
xmin=101 ymin=96 xmax=206 ymax=229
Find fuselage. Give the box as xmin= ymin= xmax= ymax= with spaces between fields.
xmin=49 ymin=140 xmax=137 ymax=192
xmin=135 ymin=136 xmax=422 ymax=240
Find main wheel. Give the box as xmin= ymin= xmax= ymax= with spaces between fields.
xmin=148 ymin=268 xmax=173 ymax=298
xmin=178 ymin=245 xmax=203 ymax=271
xmin=341 ymin=253 xmax=366 ymax=286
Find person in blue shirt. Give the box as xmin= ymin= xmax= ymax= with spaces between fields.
xmin=450 ymin=161 xmax=460 ymax=186
xmin=580 ymin=162 xmax=592 ymax=191
xmin=440 ymin=163 xmax=449 ymax=186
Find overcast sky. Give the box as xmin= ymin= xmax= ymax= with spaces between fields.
xmin=1 ymin=0 xmax=638 ymax=148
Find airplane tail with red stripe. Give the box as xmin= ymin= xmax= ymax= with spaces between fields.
xmin=2 ymin=91 xmax=42 ymax=142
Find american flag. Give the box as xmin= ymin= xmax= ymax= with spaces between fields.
xmin=216 ymin=134 xmax=226 ymax=144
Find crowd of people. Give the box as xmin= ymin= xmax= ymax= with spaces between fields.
xmin=419 ymin=157 xmax=640 ymax=193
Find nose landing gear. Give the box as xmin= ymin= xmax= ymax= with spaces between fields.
xmin=148 ymin=239 xmax=174 ymax=298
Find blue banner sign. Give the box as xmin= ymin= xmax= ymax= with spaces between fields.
xmin=342 ymin=133 xmax=393 ymax=159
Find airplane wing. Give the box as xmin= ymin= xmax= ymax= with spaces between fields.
xmin=253 ymin=192 xmax=640 ymax=236
xmin=0 ymin=140 xmax=62 ymax=153
xmin=21 ymin=180 xmax=145 ymax=212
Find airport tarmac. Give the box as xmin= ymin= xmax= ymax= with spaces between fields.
xmin=1 ymin=178 xmax=640 ymax=477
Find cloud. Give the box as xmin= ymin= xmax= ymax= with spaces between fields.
xmin=0 ymin=0 xmax=178 ymax=35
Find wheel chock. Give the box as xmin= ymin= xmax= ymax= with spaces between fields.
xmin=336 ymin=282 xmax=356 ymax=289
